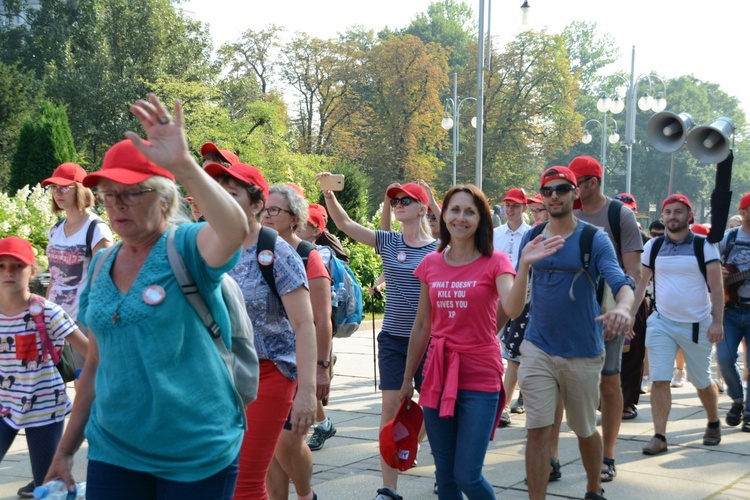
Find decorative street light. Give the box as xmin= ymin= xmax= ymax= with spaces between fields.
xmin=442 ymin=73 xmax=477 ymax=186
xmin=596 ymin=46 xmax=667 ymax=193
xmin=581 ymin=116 xmax=620 ymax=190
xmin=475 ymin=1 xmax=531 ymax=190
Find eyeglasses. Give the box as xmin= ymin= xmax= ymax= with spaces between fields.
xmin=95 ymin=189 xmax=155 ymax=207
xmin=389 ymin=197 xmax=415 ymax=207
xmin=48 ymin=186 xmax=71 ymax=195
xmin=425 ymin=214 xmax=437 ymax=221
xmin=615 ymin=194 xmax=635 ymax=203
xmin=540 ymin=184 xmax=576 ymax=197
xmin=530 ymin=208 xmax=547 ymax=214
xmin=262 ymin=206 xmax=293 ymax=217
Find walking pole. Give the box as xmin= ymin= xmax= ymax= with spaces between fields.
xmin=371 ymin=283 xmax=382 ymax=392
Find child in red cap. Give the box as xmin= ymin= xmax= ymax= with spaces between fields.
xmin=0 ymin=236 xmax=88 ymax=497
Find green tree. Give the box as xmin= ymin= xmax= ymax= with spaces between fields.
xmin=0 ymin=61 xmax=43 ymax=190
xmin=9 ymin=100 xmax=76 ymax=193
xmin=218 ymin=25 xmax=283 ymax=95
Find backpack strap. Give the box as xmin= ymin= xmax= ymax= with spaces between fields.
xmin=608 ymin=199 xmax=624 ymax=255
xmin=568 ymin=223 xmax=599 ymax=301
xmin=647 ymin=235 xmax=666 ymax=311
xmin=693 ymin=235 xmax=708 ymax=283
xmin=295 ymin=240 xmax=315 ymax=268
xmin=28 ymin=295 xmax=60 ymax=365
xmin=722 ymin=227 xmax=739 ymax=263
xmin=89 ymin=244 xmax=118 ymax=287
xmin=85 ymin=218 xmax=107 ymax=259
xmin=257 ymin=226 xmax=280 ymax=299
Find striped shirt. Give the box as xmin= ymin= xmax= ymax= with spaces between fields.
xmin=375 ymin=231 xmax=437 ymax=338
xmin=0 ymin=300 xmax=76 ymax=430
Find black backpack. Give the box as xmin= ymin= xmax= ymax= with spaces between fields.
xmin=528 ymin=221 xmax=602 ymax=301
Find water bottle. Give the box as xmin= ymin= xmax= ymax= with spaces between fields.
xmin=330 ymin=286 xmax=338 ymax=306
xmin=336 ymin=283 xmax=348 ymax=309
xmin=33 ymin=480 xmax=86 ymax=499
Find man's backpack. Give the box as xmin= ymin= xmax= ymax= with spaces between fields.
xmin=646 ymin=234 xmax=709 ymax=343
xmin=89 ymin=227 xmax=260 ymax=428
xmin=53 ymin=217 xmax=107 ymax=260
xmin=258 ymin=226 xmax=363 ymax=338
xmin=528 ymin=221 xmax=601 ymax=301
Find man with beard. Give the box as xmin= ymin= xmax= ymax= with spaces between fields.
xmin=633 ymin=194 xmax=724 ymax=455
xmin=512 ymin=166 xmax=634 ymax=500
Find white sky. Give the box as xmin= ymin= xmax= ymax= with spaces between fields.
xmin=183 ymin=0 xmax=749 ymax=120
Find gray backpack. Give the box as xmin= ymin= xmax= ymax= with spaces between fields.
xmin=90 ymin=227 xmax=259 ymax=428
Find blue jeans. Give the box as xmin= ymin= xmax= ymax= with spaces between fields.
xmin=0 ymin=419 xmax=63 ymax=487
xmin=86 ymin=455 xmax=239 ymax=500
xmin=718 ymin=306 xmax=750 ymax=415
xmin=424 ymin=390 xmax=499 ymax=499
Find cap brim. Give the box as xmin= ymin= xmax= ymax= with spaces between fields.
xmin=83 ymin=169 xmax=155 ymax=188
xmin=200 ymin=143 xmax=220 ymax=156
xmin=0 ymin=251 xmax=35 ymax=266
xmin=42 ymin=177 xmax=80 ymax=188
xmin=204 ymin=163 xmax=232 ymax=179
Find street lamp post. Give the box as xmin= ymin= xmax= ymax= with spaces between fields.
xmin=597 ymin=46 xmax=667 ymax=193
xmin=581 ymin=115 xmax=620 ymax=190
xmin=442 ymin=72 xmax=477 ymax=186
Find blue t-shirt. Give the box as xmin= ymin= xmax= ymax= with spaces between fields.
xmin=521 ymin=221 xmax=631 ymax=358
xmin=79 ymin=223 xmax=243 ymax=482
xmin=375 ymin=231 xmax=437 ymax=338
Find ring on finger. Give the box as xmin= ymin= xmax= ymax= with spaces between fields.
xmin=158 ymin=116 xmax=170 ymax=125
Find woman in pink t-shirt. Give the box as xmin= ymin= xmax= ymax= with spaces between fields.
xmin=399 ymin=184 xmax=516 ymax=499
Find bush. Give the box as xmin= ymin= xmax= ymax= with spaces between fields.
xmin=347 ymin=241 xmax=384 ymax=314
xmin=0 ymin=184 xmax=60 ymax=269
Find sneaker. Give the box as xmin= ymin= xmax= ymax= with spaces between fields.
xmin=510 ymin=393 xmax=525 ymax=414
xmin=671 ymin=368 xmax=686 ymax=388
xmin=742 ymin=415 xmax=750 ymax=433
xmin=715 ymin=378 xmax=725 ymax=393
xmin=640 ymin=376 xmax=651 ymax=394
xmin=584 ymin=489 xmax=607 ymax=500
xmin=703 ymin=423 xmax=721 ymax=446
xmin=642 ymin=436 xmax=668 ymax=455
xmin=307 ymin=421 xmax=337 ymax=451
xmin=498 ymin=407 xmax=511 ymax=427
xmin=726 ymin=403 xmax=744 ymax=427
xmin=374 ymin=487 xmax=403 ymax=500
xmin=549 ymin=459 xmax=562 ymax=482
xmin=17 ymin=481 xmax=35 ymax=498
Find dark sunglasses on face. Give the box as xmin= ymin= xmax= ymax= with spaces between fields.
xmin=389 ymin=196 xmax=415 ymax=207
xmin=650 ymin=231 xmax=665 ymax=237
xmin=616 ymin=194 xmax=635 ymax=203
xmin=540 ymin=184 xmax=576 ymax=197
xmin=425 ymin=214 xmax=437 ymax=221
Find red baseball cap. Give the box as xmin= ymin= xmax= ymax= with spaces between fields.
xmin=615 ymin=193 xmax=638 ymax=212
xmin=662 ymin=193 xmax=692 ymax=211
xmin=540 ymin=166 xmax=578 ymax=187
xmin=740 ymin=193 xmax=750 ymax=210
xmin=0 ymin=236 xmax=36 ymax=266
xmin=200 ymin=142 xmax=240 ymax=166
xmin=83 ymin=140 xmax=175 ymax=187
xmin=307 ymin=204 xmax=327 ymax=231
xmin=529 ymin=193 xmax=543 ymax=204
xmin=690 ymin=223 xmax=710 ymax=235
xmin=205 ymin=162 xmax=269 ymax=199
xmin=568 ymin=155 xmax=603 ymax=179
xmin=386 ymin=183 xmax=429 ymax=206
xmin=42 ymin=163 xmax=87 ymax=187
xmin=379 ymin=398 xmax=423 ymax=471
xmin=503 ymin=188 xmax=530 ymax=205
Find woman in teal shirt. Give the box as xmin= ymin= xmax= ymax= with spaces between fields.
xmin=44 ymin=95 xmax=250 ymax=499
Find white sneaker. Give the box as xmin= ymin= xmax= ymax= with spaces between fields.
xmin=671 ymin=368 xmax=686 ymax=388
xmin=641 ymin=376 xmax=651 ymax=394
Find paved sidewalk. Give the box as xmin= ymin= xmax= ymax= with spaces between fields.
xmin=1 ymin=321 xmax=748 ymax=499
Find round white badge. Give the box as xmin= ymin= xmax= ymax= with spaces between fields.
xmin=29 ymin=303 xmax=44 ymax=316
xmin=396 ymin=251 xmax=407 ymax=263
xmin=258 ymin=249 xmax=275 ymax=266
xmin=142 ymin=285 xmax=166 ymax=305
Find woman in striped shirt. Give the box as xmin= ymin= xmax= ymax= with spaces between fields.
xmin=318 ymin=176 xmax=437 ymax=500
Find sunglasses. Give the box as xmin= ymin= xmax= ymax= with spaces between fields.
xmin=530 ymin=208 xmax=547 ymax=214
xmin=650 ymin=231 xmax=665 ymax=237
xmin=389 ymin=196 xmax=415 ymax=207
xmin=615 ymin=194 xmax=635 ymax=203
xmin=48 ymin=186 xmax=71 ymax=195
xmin=425 ymin=214 xmax=437 ymax=221
xmin=540 ymin=184 xmax=576 ymax=197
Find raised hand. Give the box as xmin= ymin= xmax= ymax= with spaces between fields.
xmin=519 ymin=234 xmax=565 ymax=265
xmin=125 ymin=94 xmax=192 ymax=174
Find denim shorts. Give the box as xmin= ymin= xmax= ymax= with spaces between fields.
xmin=378 ymin=332 xmax=425 ymax=391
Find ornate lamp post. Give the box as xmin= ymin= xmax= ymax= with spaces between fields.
xmin=442 ymin=73 xmax=477 ymax=186
xmin=581 ymin=116 xmax=620 ymax=190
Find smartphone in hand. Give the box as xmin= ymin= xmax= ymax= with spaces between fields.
xmin=320 ymin=174 xmax=345 ymax=191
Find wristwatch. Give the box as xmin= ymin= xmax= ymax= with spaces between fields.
xmin=317 ymin=360 xmax=330 ymax=368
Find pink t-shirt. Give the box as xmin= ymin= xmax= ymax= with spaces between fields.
xmin=414 ymin=250 xmax=515 ymax=399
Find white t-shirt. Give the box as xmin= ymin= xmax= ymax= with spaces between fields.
xmin=46 ymin=214 xmax=113 ymax=319
xmin=493 ymin=221 xmax=531 ymax=267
